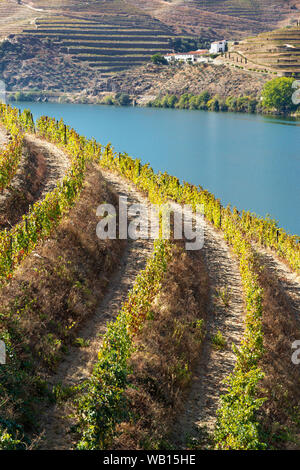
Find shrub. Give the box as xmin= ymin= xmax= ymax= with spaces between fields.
xmin=261 ymin=77 xmax=297 ymax=113
xmin=151 ymin=53 xmax=167 ymax=65
xmin=115 ymin=93 xmax=131 ymax=106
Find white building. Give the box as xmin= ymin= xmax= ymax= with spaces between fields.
xmin=164 ymin=49 xmax=210 ymax=64
xmin=209 ymin=40 xmax=227 ymax=54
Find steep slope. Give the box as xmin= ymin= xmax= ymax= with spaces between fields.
xmin=0 ymin=0 xmax=44 ymax=40
xmin=102 ymin=62 xmax=269 ymax=103
xmin=128 ymin=0 xmax=300 ymax=37
xmin=21 ymin=15 xmax=173 ymax=75
xmin=0 ymin=35 xmax=103 ymax=93
xmin=1 ymin=1 xmax=174 ymax=77
xmin=231 ymin=26 xmax=300 ymax=77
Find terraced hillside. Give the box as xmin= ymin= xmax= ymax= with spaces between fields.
xmin=2 ymin=0 xmax=300 ymax=78
xmin=0 ymin=106 xmax=299 ymax=451
xmin=21 ymin=15 xmax=174 ymax=75
xmin=3 ymin=0 xmax=300 ymax=43
xmin=0 ymin=1 xmax=174 ymax=76
xmin=0 ymin=0 xmax=42 ymax=40
xmin=232 ymin=26 xmax=300 ymax=77
xmin=129 ymin=0 xmax=300 ymax=37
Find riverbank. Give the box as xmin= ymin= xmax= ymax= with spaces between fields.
xmin=10 ymin=91 xmax=300 ymax=120
xmin=7 ymin=61 xmax=299 ymax=118
xmin=3 ymin=42 xmax=268 ymax=107
xmin=15 ymin=101 xmax=300 ymax=236
xmin=145 ymin=92 xmax=300 ymax=118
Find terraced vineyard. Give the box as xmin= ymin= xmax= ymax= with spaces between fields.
xmin=0 ymin=0 xmax=174 ymax=77
xmin=0 ymin=0 xmax=42 ymax=40
xmin=129 ymin=0 xmax=300 ymax=37
xmin=188 ymin=0 xmax=295 ymax=23
xmin=2 ymin=0 xmax=300 ymax=80
xmin=21 ymin=15 xmax=173 ymax=75
xmin=2 ymin=0 xmax=299 ymax=71
xmin=0 ymin=104 xmax=299 ymax=451
xmin=233 ymin=26 xmax=300 ymax=77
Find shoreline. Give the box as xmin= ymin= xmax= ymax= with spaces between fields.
xmin=8 ymin=93 xmax=300 ymax=120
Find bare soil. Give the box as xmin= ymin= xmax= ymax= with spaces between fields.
xmin=38 ymin=170 xmax=246 ymax=450
xmin=256 ymin=245 xmax=300 ymax=317
xmin=171 ymin=221 xmax=245 ymax=447
xmin=0 ymin=133 xmax=69 ymax=229
xmin=0 ymin=125 xmax=8 ymax=147
xmin=38 ymin=169 xmax=154 ymax=450
xmin=104 ymin=62 xmax=269 ymax=104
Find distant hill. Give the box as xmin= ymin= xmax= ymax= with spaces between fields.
xmin=1 ymin=1 xmax=175 ymax=77
xmin=1 ymin=0 xmax=300 ymax=78
xmin=230 ymin=25 xmax=300 ymax=78
xmin=3 ymin=1 xmax=300 ymax=40
xmin=127 ymin=0 xmax=300 ymax=37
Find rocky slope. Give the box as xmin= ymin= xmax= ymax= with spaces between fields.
xmin=4 ymin=0 xmax=300 ymax=39
xmin=129 ymin=0 xmax=300 ymax=37
xmin=0 ymin=35 xmax=102 ymax=95
xmin=0 ymin=35 xmax=269 ymax=104
xmin=102 ymin=62 xmax=269 ymax=104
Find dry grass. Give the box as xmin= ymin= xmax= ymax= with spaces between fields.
xmin=0 ymin=141 xmax=47 ymax=230
xmin=0 ymin=163 xmax=125 ymax=431
xmin=112 ymin=243 xmax=210 ymax=450
xmin=257 ymin=258 xmax=300 ymax=448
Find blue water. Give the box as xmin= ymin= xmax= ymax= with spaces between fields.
xmin=16 ymin=102 xmax=300 ymax=235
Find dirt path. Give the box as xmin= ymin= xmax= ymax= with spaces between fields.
xmin=255 ymin=245 xmax=300 ymax=317
xmin=0 ymin=134 xmax=70 ymax=229
xmin=172 ymin=220 xmax=245 ymax=448
xmin=38 ymin=171 xmax=246 ymax=449
xmin=0 ymin=124 xmax=8 ymax=147
xmin=24 ymin=134 xmax=70 ymax=199
xmin=38 ymin=170 xmax=154 ymax=450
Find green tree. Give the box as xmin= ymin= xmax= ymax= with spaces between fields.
xmin=151 ymin=53 xmax=168 ymax=65
xmin=261 ymin=77 xmax=296 ymax=113
xmin=207 ymin=96 xmax=220 ymax=112
xmin=176 ymin=93 xmax=193 ymax=109
xmin=102 ymin=95 xmax=115 ymax=105
xmin=198 ymin=91 xmax=211 ymax=106
xmin=115 ymin=93 xmax=131 ymax=106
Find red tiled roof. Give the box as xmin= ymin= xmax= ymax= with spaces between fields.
xmin=166 ymin=49 xmax=209 ymax=57
xmin=165 ymin=52 xmax=187 ymax=56
xmin=188 ymin=49 xmax=209 ymax=54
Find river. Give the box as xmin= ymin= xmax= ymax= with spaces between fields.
xmin=16 ymin=102 xmax=300 ymax=235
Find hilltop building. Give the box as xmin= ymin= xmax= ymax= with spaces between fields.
xmin=209 ymin=40 xmax=227 ymax=54
xmin=164 ymin=49 xmax=210 ymax=64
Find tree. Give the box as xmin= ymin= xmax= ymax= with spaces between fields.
xmin=115 ymin=93 xmax=131 ymax=106
xmin=261 ymin=77 xmax=296 ymax=113
xmin=198 ymin=91 xmax=211 ymax=105
xmin=102 ymin=95 xmax=115 ymax=105
xmin=151 ymin=53 xmax=168 ymax=65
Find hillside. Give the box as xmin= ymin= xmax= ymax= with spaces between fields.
xmin=1 ymin=0 xmax=300 ymax=79
xmin=0 ymin=0 xmax=42 ymax=39
xmin=102 ymin=62 xmax=269 ymax=104
xmin=0 ymin=35 xmax=103 ymax=95
xmin=227 ymin=25 xmax=300 ymax=77
xmin=21 ymin=15 xmax=173 ymax=76
xmin=0 ymin=1 xmax=175 ymax=77
xmin=128 ymin=0 xmax=300 ymax=37
xmin=0 ymin=37 xmax=269 ymax=104
xmin=14 ymin=0 xmax=300 ymax=38
xmin=0 ymin=107 xmax=299 ymax=451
